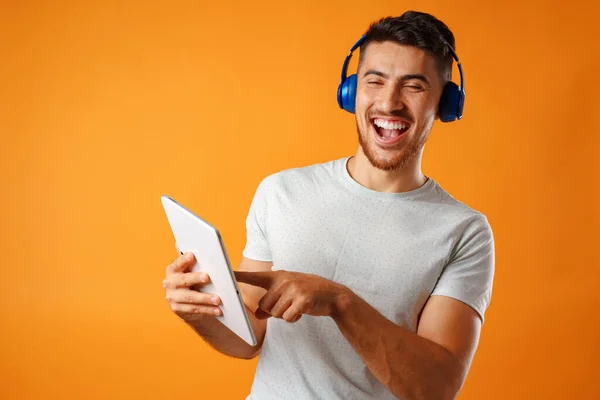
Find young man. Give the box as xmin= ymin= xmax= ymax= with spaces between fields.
xmin=162 ymin=11 xmax=495 ymax=400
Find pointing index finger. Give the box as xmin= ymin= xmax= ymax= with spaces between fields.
xmin=234 ymin=271 xmax=275 ymax=289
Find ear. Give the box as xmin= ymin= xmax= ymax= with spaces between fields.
xmin=434 ymin=97 xmax=442 ymax=121
xmin=433 ymin=84 xmax=444 ymax=121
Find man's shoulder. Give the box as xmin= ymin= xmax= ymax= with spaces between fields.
xmin=279 ymin=157 xmax=343 ymax=178
xmin=259 ymin=157 xmax=345 ymax=190
xmin=429 ymin=179 xmax=491 ymax=229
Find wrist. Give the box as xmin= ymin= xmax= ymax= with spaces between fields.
xmin=332 ymin=285 xmax=354 ymax=319
xmin=186 ymin=314 xmax=214 ymax=331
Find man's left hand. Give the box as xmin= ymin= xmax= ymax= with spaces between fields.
xmin=234 ymin=270 xmax=349 ymax=322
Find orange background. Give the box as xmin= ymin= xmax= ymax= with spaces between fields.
xmin=1 ymin=0 xmax=599 ymax=399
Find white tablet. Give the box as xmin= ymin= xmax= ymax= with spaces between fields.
xmin=161 ymin=195 xmax=257 ymax=346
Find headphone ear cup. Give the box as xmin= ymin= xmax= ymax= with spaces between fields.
xmin=439 ymin=82 xmax=460 ymax=123
xmin=339 ymin=74 xmax=358 ymax=114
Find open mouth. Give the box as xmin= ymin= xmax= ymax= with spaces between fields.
xmin=371 ymin=118 xmax=410 ymax=145
xmin=372 ymin=118 xmax=410 ymax=146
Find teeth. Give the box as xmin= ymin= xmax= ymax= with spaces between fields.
xmin=373 ymin=119 xmax=407 ymax=131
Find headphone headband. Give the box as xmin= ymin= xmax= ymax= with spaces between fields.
xmin=340 ymin=34 xmax=366 ymax=84
xmin=438 ymin=36 xmax=464 ymax=95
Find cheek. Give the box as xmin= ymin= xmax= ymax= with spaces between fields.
xmin=354 ymin=89 xmax=370 ymax=113
xmin=409 ymin=96 xmax=438 ymax=122
xmin=356 ymin=82 xmax=381 ymax=107
xmin=354 ymin=91 xmax=373 ymax=125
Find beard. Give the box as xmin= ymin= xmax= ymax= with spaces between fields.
xmin=356 ymin=119 xmax=429 ymax=172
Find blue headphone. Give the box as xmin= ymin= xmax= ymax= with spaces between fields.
xmin=336 ymin=34 xmax=465 ymax=122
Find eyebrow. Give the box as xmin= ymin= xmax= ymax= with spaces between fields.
xmin=363 ymin=69 xmax=430 ymax=86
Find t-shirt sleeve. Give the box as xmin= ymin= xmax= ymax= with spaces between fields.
xmin=241 ymin=174 xmax=276 ymax=262
xmin=431 ymin=215 xmax=495 ymax=323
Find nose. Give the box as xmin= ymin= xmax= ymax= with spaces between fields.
xmin=379 ymin=84 xmax=405 ymax=114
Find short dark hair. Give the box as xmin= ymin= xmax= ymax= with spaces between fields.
xmin=357 ymin=11 xmax=456 ymax=83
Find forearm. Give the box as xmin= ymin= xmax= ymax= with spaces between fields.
xmin=332 ymin=291 xmax=461 ymax=400
xmin=188 ymin=305 xmax=265 ymax=360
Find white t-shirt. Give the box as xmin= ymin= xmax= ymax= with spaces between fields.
xmin=243 ymin=156 xmax=495 ymax=400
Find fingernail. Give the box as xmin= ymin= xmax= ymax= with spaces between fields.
xmin=211 ymin=296 xmax=219 ymax=305
xmin=213 ymin=308 xmax=221 ymax=315
xmin=185 ymin=252 xmax=193 ymax=260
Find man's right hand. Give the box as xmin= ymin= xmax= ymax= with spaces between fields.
xmin=162 ymin=251 xmax=222 ymax=323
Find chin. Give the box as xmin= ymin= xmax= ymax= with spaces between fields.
xmin=357 ymin=123 xmax=426 ymax=172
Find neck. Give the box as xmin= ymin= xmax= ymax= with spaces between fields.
xmin=347 ymin=147 xmax=428 ymax=193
